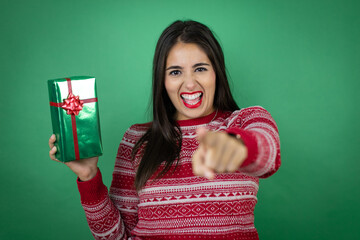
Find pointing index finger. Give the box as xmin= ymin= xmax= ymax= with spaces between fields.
xmin=196 ymin=127 xmax=208 ymax=143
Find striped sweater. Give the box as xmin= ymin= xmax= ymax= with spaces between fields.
xmin=77 ymin=106 xmax=281 ymax=239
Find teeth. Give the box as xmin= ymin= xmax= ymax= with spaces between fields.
xmin=181 ymin=92 xmax=202 ymax=100
xmin=187 ymin=99 xmax=201 ymax=105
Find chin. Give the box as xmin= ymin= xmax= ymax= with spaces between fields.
xmin=178 ymin=106 xmax=210 ymax=120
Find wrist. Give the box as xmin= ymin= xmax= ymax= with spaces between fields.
xmin=228 ymin=132 xmax=244 ymax=144
xmin=78 ymin=167 xmax=98 ymax=182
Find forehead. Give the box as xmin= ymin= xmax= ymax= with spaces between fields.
xmin=166 ymin=42 xmax=210 ymax=66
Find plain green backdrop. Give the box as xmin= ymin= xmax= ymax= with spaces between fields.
xmin=1 ymin=0 xmax=359 ymax=239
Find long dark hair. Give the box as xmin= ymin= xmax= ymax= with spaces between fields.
xmin=132 ymin=20 xmax=239 ymax=191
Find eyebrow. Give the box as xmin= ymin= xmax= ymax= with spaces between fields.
xmin=166 ymin=62 xmax=210 ymax=71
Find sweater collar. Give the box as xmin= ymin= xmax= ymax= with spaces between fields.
xmin=176 ymin=110 xmax=218 ymax=127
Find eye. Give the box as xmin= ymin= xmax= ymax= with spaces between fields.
xmin=169 ymin=70 xmax=181 ymax=76
xmin=195 ymin=67 xmax=207 ymax=72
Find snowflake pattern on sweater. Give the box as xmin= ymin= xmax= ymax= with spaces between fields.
xmin=77 ymin=106 xmax=281 ymax=240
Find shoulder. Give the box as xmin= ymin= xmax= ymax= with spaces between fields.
xmin=230 ymin=105 xmax=270 ymax=119
xmin=127 ymin=122 xmax=151 ymax=133
xmin=121 ymin=122 xmax=151 ymax=145
xmin=222 ymin=106 xmax=275 ymax=128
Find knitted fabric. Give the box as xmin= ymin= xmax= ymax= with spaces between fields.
xmin=77 ymin=106 xmax=281 ymax=239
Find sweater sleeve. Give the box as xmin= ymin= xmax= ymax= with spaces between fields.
xmin=77 ymin=126 xmax=140 ymax=240
xmin=108 ymin=127 xmax=140 ymax=237
xmin=225 ymin=106 xmax=281 ymax=178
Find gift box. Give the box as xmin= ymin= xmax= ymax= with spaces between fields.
xmin=48 ymin=76 xmax=103 ymax=162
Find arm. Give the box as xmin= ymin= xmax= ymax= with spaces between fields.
xmin=109 ymin=136 xmax=139 ymax=236
xmin=77 ymin=127 xmax=140 ymax=239
xmin=226 ymin=106 xmax=281 ymax=178
xmin=77 ymin=170 xmax=126 ymax=239
xmin=192 ymin=106 xmax=281 ymax=179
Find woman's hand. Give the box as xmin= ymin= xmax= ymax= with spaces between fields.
xmin=192 ymin=127 xmax=248 ymax=179
xmin=48 ymin=134 xmax=99 ymax=181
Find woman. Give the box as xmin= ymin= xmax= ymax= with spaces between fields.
xmin=49 ymin=20 xmax=281 ymax=239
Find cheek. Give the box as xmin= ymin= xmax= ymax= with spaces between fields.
xmin=206 ymin=72 xmax=216 ymax=98
xmin=164 ymin=78 xmax=178 ymax=99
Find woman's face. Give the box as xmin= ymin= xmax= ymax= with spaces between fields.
xmin=165 ymin=42 xmax=216 ymax=121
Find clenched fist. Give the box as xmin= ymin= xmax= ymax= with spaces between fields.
xmin=192 ymin=127 xmax=248 ymax=179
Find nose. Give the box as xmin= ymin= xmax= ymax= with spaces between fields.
xmin=183 ymin=73 xmax=197 ymax=91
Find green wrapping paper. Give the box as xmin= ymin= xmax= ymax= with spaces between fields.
xmin=48 ymin=76 xmax=103 ymax=162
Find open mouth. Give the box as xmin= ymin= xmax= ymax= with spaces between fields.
xmin=180 ymin=91 xmax=203 ymax=108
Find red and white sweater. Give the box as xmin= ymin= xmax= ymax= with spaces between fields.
xmin=77 ymin=106 xmax=281 ymax=240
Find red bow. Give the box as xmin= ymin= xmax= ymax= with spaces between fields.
xmin=61 ymin=93 xmax=84 ymax=115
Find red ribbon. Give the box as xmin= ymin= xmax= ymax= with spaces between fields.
xmin=50 ymin=78 xmax=98 ymax=160
xmin=61 ymin=93 xmax=84 ymax=115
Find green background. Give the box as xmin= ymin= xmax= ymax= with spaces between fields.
xmin=1 ymin=0 xmax=359 ymax=239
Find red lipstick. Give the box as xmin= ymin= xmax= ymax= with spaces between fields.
xmin=180 ymin=91 xmax=203 ymax=109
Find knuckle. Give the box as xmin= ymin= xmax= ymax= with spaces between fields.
xmin=207 ymin=134 xmax=217 ymax=146
xmin=217 ymin=165 xmax=226 ymax=173
xmin=207 ymin=159 xmax=217 ymax=169
xmin=219 ymin=132 xmax=227 ymax=140
xmin=227 ymin=165 xmax=236 ymax=172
